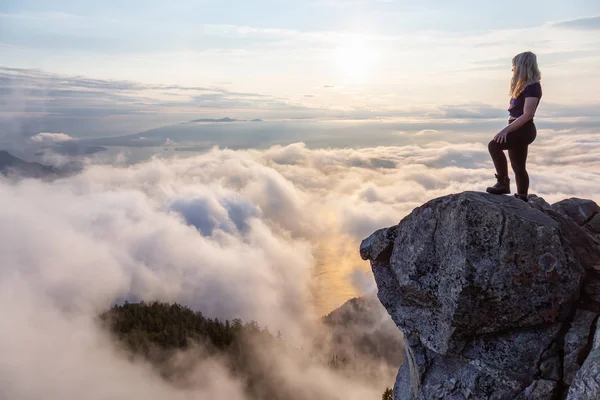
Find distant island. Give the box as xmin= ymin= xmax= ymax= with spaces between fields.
xmin=189 ymin=117 xmax=238 ymax=123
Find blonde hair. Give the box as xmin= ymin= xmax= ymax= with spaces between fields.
xmin=509 ymin=51 xmax=541 ymax=98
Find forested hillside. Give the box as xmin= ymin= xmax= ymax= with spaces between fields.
xmin=100 ymin=301 xmax=397 ymax=399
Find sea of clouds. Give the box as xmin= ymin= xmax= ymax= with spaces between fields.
xmin=1 ymin=130 xmax=598 ymax=399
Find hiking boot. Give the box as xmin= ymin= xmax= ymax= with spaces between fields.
xmin=514 ymin=193 xmax=529 ymax=202
xmin=486 ymin=174 xmax=511 ymax=195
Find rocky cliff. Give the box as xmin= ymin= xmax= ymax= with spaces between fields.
xmin=360 ymin=191 xmax=600 ymax=400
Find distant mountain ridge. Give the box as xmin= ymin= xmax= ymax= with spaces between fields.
xmin=0 ymin=150 xmax=82 ymax=179
xmin=0 ymin=150 xmax=55 ymax=178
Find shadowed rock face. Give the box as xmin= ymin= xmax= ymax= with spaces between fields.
xmin=361 ymin=191 xmax=600 ymax=400
xmin=567 ymin=323 xmax=600 ymax=400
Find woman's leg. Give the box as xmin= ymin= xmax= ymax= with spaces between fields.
xmin=509 ymin=146 xmax=529 ymax=196
xmin=486 ymin=139 xmax=511 ymax=194
xmin=487 ymin=121 xmax=536 ymax=196
xmin=488 ymin=140 xmax=509 ymax=177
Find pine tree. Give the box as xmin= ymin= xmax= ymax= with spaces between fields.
xmin=382 ymin=387 xmax=393 ymax=400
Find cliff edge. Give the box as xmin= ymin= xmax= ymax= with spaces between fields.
xmin=360 ymin=191 xmax=600 ymax=399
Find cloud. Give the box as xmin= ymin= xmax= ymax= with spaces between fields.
xmin=169 ymin=193 xmax=261 ymax=236
xmin=0 ymin=287 xmax=249 ymax=400
xmin=2 ymin=143 xmax=421 ymax=399
xmin=0 ymin=10 xmax=118 ymax=23
xmin=29 ymin=132 xmax=73 ymax=143
xmin=2 ymin=66 xmax=600 ymax=147
xmin=552 ymin=16 xmax=600 ymax=30
xmin=0 ymin=67 xmax=302 ymax=141
xmin=436 ymin=104 xmax=506 ymax=119
xmin=1 ymin=132 xmax=600 ymax=398
xmin=416 ymin=129 xmax=440 ymax=136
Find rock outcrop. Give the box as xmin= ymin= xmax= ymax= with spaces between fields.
xmin=360 ymin=192 xmax=600 ymax=399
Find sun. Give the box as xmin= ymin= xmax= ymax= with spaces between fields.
xmin=333 ymin=35 xmax=379 ymax=83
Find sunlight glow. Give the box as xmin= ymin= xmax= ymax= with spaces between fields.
xmin=333 ymin=35 xmax=379 ymax=83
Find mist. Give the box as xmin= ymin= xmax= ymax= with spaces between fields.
xmin=1 ymin=133 xmax=598 ymax=399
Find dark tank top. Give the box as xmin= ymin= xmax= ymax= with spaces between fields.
xmin=508 ymin=82 xmax=542 ymax=118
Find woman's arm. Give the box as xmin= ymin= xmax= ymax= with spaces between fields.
xmin=494 ymin=97 xmax=539 ymax=143
xmin=505 ymin=97 xmax=539 ymax=132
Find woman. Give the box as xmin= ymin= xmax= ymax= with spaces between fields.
xmin=486 ymin=51 xmax=542 ymax=202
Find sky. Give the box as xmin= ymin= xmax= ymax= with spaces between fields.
xmin=1 ymin=3 xmax=600 ymax=399
xmin=1 ymin=0 xmax=600 ymax=141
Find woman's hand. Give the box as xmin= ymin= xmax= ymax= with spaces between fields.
xmin=494 ymin=128 xmax=509 ymax=143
